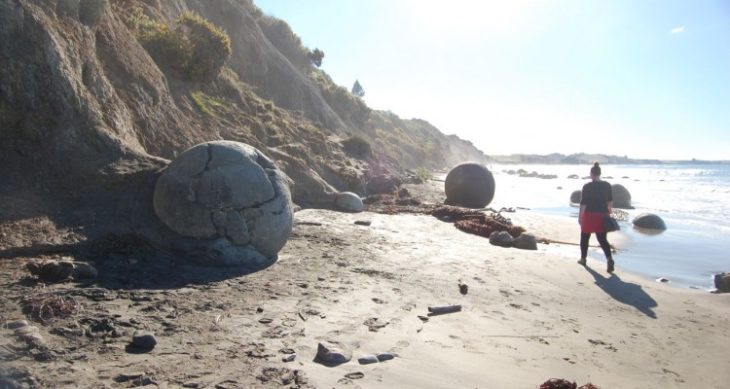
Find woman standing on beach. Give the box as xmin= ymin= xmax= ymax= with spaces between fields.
xmin=578 ymin=162 xmax=615 ymax=272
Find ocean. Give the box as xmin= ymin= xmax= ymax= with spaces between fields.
xmin=488 ymin=163 xmax=730 ymax=290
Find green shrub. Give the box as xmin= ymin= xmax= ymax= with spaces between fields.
xmin=415 ymin=167 xmax=433 ymax=182
xmin=342 ymin=135 xmax=372 ymax=159
xmin=128 ymin=9 xmax=231 ymax=81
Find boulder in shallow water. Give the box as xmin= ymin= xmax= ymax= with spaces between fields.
xmin=489 ymin=231 xmax=514 ymax=247
xmin=334 ymin=192 xmax=364 ymax=212
xmin=570 ymin=190 xmax=582 ymax=204
xmin=714 ymin=273 xmax=730 ymax=293
xmin=611 ymin=184 xmax=632 ymax=209
xmin=444 ymin=163 xmax=495 ymax=208
xmin=632 ymin=213 xmax=667 ymax=230
xmin=153 ymin=141 xmax=293 ymax=266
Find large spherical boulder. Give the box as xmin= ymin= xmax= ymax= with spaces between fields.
xmin=444 ymin=163 xmax=495 ymax=208
xmin=632 ymin=213 xmax=667 ymax=230
xmin=153 ymin=141 xmax=293 ymax=266
xmin=334 ymin=192 xmax=364 ymax=212
xmin=611 ymin=184 xmax=632 ymax=209
xmin=570 ymin=190 xmax=582 ymax=204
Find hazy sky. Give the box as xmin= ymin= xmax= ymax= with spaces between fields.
xmin=255 ymin=0 xmax=730 ymax=160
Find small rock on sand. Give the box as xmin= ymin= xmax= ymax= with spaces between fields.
xmin=344 ymin=372 xmax=364 ymax=380
xmin=130 ymin=330 xmax=156 ymax=351
xmin=513 ymin=233 xmax=538 ymax=250
xmin=4 ymin=320 xmax=29 ymax=330
xmin=358 ymin=355 xmax=378 ymax=365
xmin=282 ymin=354 xmax=296 ymax=362
xmin=376 ymin=352 xmax=395 ymax=362
xmin=315 ymin=341 xmax=351 ymax=366
xmin=489 ymin=231 xmax=514 ymax=247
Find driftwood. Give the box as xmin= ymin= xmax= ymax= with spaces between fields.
xmin=427 ymin=305 xmax=462 ymax=316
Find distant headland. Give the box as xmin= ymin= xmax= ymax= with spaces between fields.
xmin=489 ymin=152 xmax=729 ymax=165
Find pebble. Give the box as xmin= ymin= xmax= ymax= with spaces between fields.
xmin=282 ymin=354 xmax=296 ymax=362
xmin=657 ymin=277 xmax=670 ymax=283
xmin=376 ymin=352 xmax=395 ymax=362
xmin=258 ymin=318 xmax=273 ymax=324
xmin=131 ymin=330 xmax=157 ymax=351
xmin=357 ymin=355 xmax=378 ymax=365
xmin=115 ymin=372 xmax=145 ymax=382
xmin=4 ymin=320 xmax=29 ymax=330
xmin=354 ymin=220 xmax=372 ymax=226
xmin=315 ymin=341 xmax=351 ymax=366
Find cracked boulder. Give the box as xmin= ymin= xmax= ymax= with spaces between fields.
xmin=153 ymin=141 xmax=293 ymax=266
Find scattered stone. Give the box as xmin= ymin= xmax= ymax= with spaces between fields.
xmin=567 ymin=174 xmax=579 ymax=179
xmin=256 ymin=307 xmax=264 ymax=313
xmin=539 ymin=378 xmax=577 ymax=389
xmin=363 ymin=317 xmax=389 ymax=332
xmin=713 ymin=273 xmax=730 ymax=293
xmin=656 ymin=277 xmax=670 ymax=283
xmin=417 ymin=315 xmax=429 ymax=322
xmin=344 ymin=372 xmax=364 ymax=380
xmin=458 ymin=281 xmax=468 ymax=295
xmin=427 ymin=305 xmax=462 ymax=316
xmin=570 ymin=190 xmax=582 ymax=204
xmin=354 ymin=220 xmax=372 ymax=226
xmin=358 ymin=355 xmax=379 ymax=365
xmin=632 ymin=213 xmax=667 ymax=230
xmin=282 ymin=354 xmax=296 ymax=362
xmin=376 ymin=352 xmax=395 ymax=362
xmin=130 ymin=330 xmax=156 ymax=351
xmin=513 ymin=233 xmax=538 ymax=250
xmin=115 ymin=372 xmax=145 ymax=383
xmin=489 ymin=231 xmax=514 ymax=247
xmin=4 ymin=320 xmax=29 ymax=330
xmin=315 ymin=341 xmax=352 ymax=366
xmin=258 ymin=318 xmax=273 ymax=324
xmin=334 ymin=192 xmax=364 ymax=213
xmin=444 ymin=163 xmax=496 ymax=208
xmin=25 ymin=259 xmax=75 ymax=283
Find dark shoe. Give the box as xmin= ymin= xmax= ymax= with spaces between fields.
xmin=577 ymin=258 xmax=587 ymax=266
xmin=607 ymin=259 xmax=615 ymax=273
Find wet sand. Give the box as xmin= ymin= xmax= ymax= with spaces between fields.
xmin=1 ymin=181 xmax=729 ymax=388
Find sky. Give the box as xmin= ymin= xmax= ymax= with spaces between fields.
xmin=255 ymin=0 xmax=730 ymax=160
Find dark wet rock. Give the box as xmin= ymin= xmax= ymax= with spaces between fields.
xmin=315 ymin=341 xmax=351 ymax=366
xmin=513 ymin=233 xmax=538 ymax=250
xmin=358 ymin=355 xmax=378 ymax=365
xmin=570 ymin=190 xmax=582 ymax=204
xmin=130 ymin=330 xmax=156 ymax=351
xmin=611 ymin=184 xmax=632 ymax=209
xmin=445 ymin=163 xmax=496 ymax=208
xmin=489 ymin=231 xmax=514 ymax=247
xmin=632 ymin=213 xmax=666 ymax=230
xmin=714 ymin=273 xmax=730 ymax=293
xmin=459 ymin=282 xmax=468 ymax=295
xmin=72 ymin=262 xmax=98 ymax=279
xmin=656 ymin=277 xmax=670 ymax=283
xmin=376 ymin=352 xmax=395 ymax=362
xmin=354 ymin=220 xmax=372 ymax=226
xmin=282 ymin=354 xmax=296 ymax=362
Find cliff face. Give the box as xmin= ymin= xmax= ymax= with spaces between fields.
xmin=0 ymin=0 xmax=489 ymax=245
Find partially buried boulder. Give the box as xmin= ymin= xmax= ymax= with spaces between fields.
xmin=315 ymin=341 xmax=351 ymax=366
xmin=153 ymin=141 xmax=293 ymax=267
xmin=334 ymin=192 xmax=364 ymax=212
xmin=632 ymin=213 xmax=667 ymax=230
xmin=570 ymin=190 xmax=582 ymax=204
xmin=513 ymin=233 xmax=538 ymax=250
xmin=489 ymin=231 xmax=514 ymax=247
xmin=444 ymin=163 xmax=496 ymax=208
xmin=611 ymin=184 xmax=632 ymax=209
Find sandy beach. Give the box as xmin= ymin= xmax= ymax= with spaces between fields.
xmin=1 ymin=180 xmax=729 ymax=389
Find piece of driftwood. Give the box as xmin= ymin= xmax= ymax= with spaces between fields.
xmin=427 ymin=305 xmax=462 ymax=316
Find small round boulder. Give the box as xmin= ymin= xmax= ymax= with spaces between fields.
xmin=611 ymin=184 xmax=632 ymax=209
xmin=570 ymin=190 xmax=582 ymax=204
xmin=445 ymin=163 xmax=495 ymax=208
xmin=153 ymin=141 xmax=293 ymax=265
xmin=334 ymin=192 xmax=364 ymax=212
xmin=632 ymin=213 xmax=666 ymax=230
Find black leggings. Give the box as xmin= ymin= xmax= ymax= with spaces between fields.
xmin=580 ymin=232 xmax=612 ymax=260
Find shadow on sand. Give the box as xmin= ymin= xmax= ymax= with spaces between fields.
xmin=585 ymin=266 xmax=658 ymax=318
